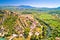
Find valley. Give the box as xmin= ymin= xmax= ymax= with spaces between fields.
xmin=0 ymin=6 xmax=60 ymax=40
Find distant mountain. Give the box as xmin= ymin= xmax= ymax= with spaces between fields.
xmin=17 ymin=5 xmax=60 ymax=12
xmin=18 ymin=5 xmax=35 ymax=9
xmin=0 ymin=5 xmax=60 ymax=12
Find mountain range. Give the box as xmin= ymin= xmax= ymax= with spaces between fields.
xmin=0 ymin=5 xmax=60 ymax=12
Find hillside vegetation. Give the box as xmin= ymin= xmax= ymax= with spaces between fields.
xmin=0 ymin=7 xmax=60 ymax=40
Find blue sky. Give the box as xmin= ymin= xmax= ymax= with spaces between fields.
xmin=0 ymin=0 xmax=60 ymax=8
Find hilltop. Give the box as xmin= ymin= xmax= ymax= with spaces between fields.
xmin=0 ymin=10 xmax=43 ymax=40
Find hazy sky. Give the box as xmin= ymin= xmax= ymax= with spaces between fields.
xmin=0 ymin=0 xmax=60 ymax=8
